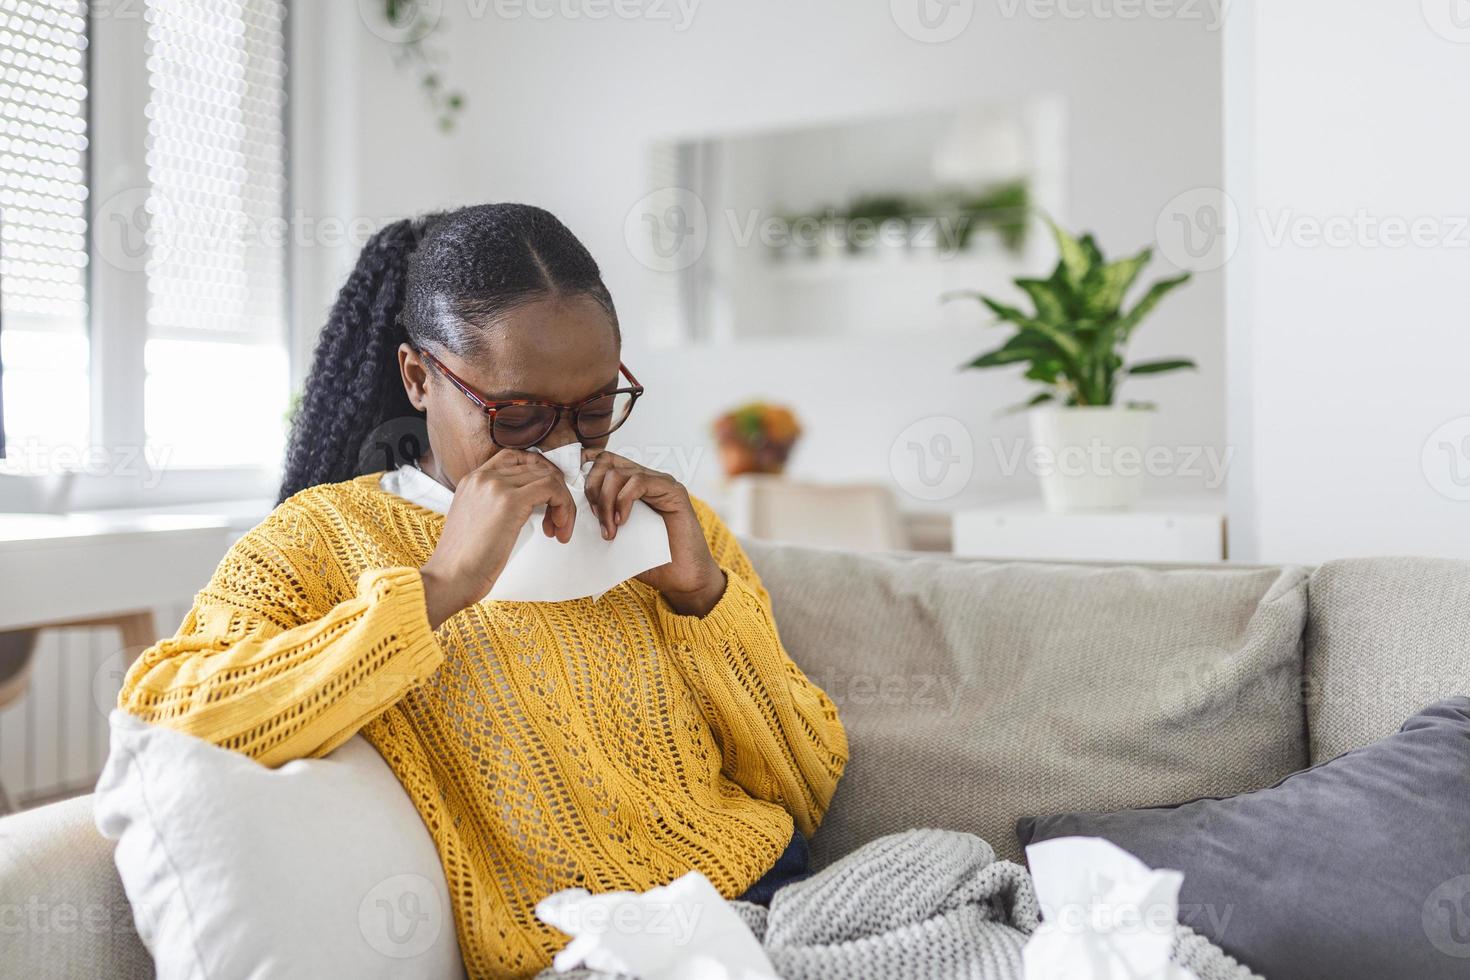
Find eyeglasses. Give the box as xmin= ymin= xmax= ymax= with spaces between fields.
xmin=415 ymin=345 xmax=644 ymax=449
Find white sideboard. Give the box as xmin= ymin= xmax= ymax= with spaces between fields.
xmin=952 ymin=496 xmax=1228 ymax=563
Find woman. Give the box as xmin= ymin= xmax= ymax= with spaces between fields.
xmin=117 ymin=204 xmax=849 ymax=978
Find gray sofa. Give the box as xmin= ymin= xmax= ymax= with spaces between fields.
xmin=2 ymin=542 xmax=1467 ymax=978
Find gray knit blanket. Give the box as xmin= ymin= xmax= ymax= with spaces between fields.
xmin=537 ymin=828 xmax=1262 ymax=980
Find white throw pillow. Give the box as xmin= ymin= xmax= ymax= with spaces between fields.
xmin=94 ymin=710 xmax=465 ymax=980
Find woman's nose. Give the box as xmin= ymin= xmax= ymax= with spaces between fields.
xmin=537 ymin=415 xmax=580 ymax=452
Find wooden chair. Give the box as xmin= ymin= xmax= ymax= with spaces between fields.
xmin=0 ymin=629 xmax=38 ymax=814
xmin=725 ymin=474 xmax=907 ymax=552
xmin=0 ymin=612 xmax=154 ymax=815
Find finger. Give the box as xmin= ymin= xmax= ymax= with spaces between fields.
xmin=581 ymin=454 xmax=603 ymax=504
xmin=582 ymin=449 xmax=618 ymax=509
xmin=596 ymin=468 xmax=631 ymax=539
xmin=493 ymin=448 xmax=561 ymax=479
xmin=492 ymin=463 xmax=564 ymax=489
xmin=576 ymin=449 xmax=623 ymax=499
xmin=485 ymin=447 xmax=535 ymax=472
xmin=542 ymin=473 xmax=578 ymax=543
xmin=613 ymin=474 xmax=652 ymax=527
xmin=518 ymin=475 xmax=574 ymax=542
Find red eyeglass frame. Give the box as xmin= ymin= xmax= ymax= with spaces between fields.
xmin=414 ymin=345 xmax=645 ymax=448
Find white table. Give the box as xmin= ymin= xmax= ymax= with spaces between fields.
xmin=0 ymin=511 xmax=244 ymax=634
xmin=0 ymin=502 xmax=271 ymax=810
xmin=952 ymin=495 xmax=1228 ymax=563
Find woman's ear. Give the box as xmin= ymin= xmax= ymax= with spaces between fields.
xmin=399 ymin=343 xmax=431 ymax=411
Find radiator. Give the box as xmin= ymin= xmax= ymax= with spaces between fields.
xmin=0 ymin=599 xmax=193 ymax=809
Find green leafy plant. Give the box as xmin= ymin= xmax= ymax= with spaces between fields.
xmin=283 ymin=389 xmax=303 ymax=431
xmin=846 ymin=194 xmax=910 ymax=225
xmin=772 ymin=180 xmax=1034 ymax=260
xmin=379 ymin=0 xmax=466 ymax=132
xmin=947 ymin=218 xmax=1194 ymax=411
xmin=951 ymin=180 xmax=1029 ymax=253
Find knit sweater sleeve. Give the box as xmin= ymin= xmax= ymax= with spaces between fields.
xmin=116 ymin=496 xmax=445 ymax=768
xmin=653 ymin=496 xmax=849 ymax=837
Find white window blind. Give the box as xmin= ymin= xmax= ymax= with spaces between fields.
xmin=142 ymin=0 xmax=286 ymax=344
xmin=0 ymin=0 xmax=90 ymax=458
xmin=142 ymin=0 xmax=289 ymax=467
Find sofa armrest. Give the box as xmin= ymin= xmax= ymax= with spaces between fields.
xmin=0 ymin=793 xmax=153 ymax=979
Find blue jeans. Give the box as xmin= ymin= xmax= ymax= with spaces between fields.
xmin=736 ymin=830 xmax=811 ymax=906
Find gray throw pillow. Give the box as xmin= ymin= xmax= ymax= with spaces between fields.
xmin=742 ymin=539 xmax=1310 ymax=868
xmin=1017 ymin=698 xmax=1470 ymax=980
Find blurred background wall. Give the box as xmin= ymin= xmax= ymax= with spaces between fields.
xmin=290 ymin=0 xmax=1225 ymax=504
xmin=1226 ymin=0 xmax=1470 ymax=562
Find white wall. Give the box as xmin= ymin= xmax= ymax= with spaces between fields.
xmin=1227 ymin=0 xmax=1470 ymax=562
xmin=293 ymin=1 xmax=1224 ymax=505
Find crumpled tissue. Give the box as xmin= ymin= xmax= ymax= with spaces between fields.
xmin=485 ymin=441 xmax=672 ymax=603
xmin=535 ymin=869 xmax=779 ymax=980
xmin=1023 ymin=836 xmax=1199 ymax=980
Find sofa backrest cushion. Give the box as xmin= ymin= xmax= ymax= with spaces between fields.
xmin=0 ymin=794 xmax=153 ymax=979
xmin=1305 ymin=557 xmax=1470 ymax=763
xmin=742 ymin=540 xmax=1310 ymax=867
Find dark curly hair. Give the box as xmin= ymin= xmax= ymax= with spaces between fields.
xmin=277 ymin=203 xmax=619 ymax=504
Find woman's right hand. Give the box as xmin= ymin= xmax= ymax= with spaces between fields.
xmin=418 ymin=449 xmax=577 ymax=629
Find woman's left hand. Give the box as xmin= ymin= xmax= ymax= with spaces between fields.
xmin=582 ymin=448 xmax=727 ymax=617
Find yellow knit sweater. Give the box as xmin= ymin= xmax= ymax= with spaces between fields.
xmin=117 ymin=472 xmax=849 ymax=978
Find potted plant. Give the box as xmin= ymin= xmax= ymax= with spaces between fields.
xmin=712 ymin=402 xmax=802 ymax=478
xmin=953 ymin=180 xmax=1030 ymax=255
xmin=948 ymin=218 xmax=1194 ymax=510
xmin=845 ymin=194 xmax=911 ymax=258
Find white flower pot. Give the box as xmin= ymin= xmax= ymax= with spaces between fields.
xmin=1028 ymin=406 xmax=1154 ymax=511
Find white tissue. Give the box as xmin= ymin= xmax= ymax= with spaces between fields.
xmin=535 ymin=870 xmax=779 ymax=980
xmin=483 ymin=441 xmax=673 ymax=603
xmin=1023 ymin=837 xmax=1199 ymax=980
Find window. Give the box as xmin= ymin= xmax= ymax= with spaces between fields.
xmin=0 ymin=0 xmax=90 ymax=466
xmin=142 ymin=0 xmax=288 ymax=467
xmin=0 ymin=0 xmax=289 ymax=484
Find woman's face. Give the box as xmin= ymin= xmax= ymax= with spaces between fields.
xmin=398 ymin=293 xmax=621 ymax=488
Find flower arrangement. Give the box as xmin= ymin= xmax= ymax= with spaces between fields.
xmin=712 ymin=402 xmax=802 ymax=477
